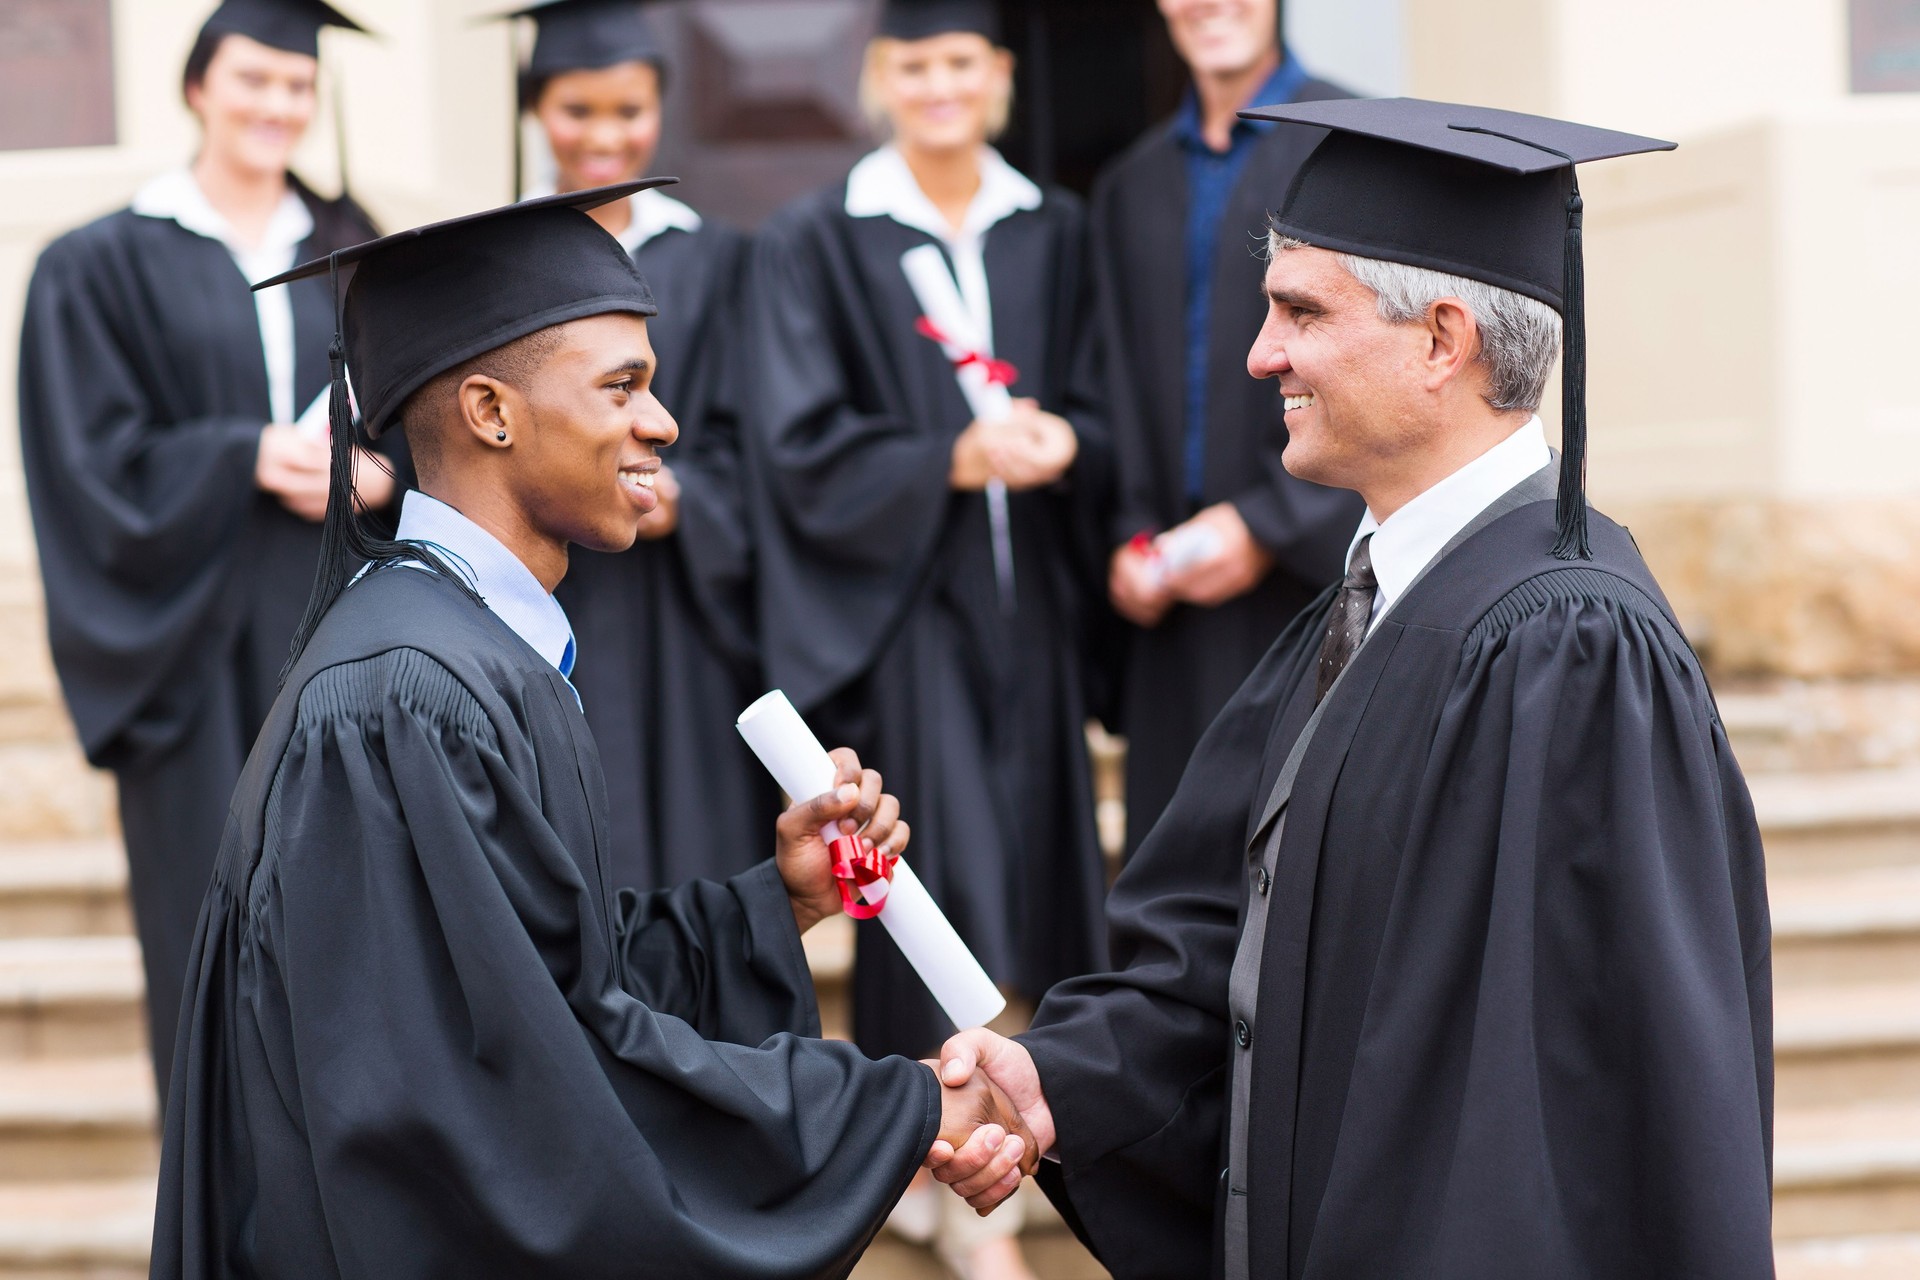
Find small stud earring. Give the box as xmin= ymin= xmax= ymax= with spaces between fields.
xmin=495 ymin=430 xmax=508 ymax=442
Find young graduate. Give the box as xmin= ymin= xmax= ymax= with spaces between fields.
xmin=14 ymin=0 xmax=396 ymax=1103
xmin=152 ymin=183 xmax=1040 ymax=1277
xmin=1093 ymin=0 xmax=1363 ymax=856
xmin=746 ymin=0 xmax=1108 ymax=1074
xmin=932 ymin=101 xmax=1774 ymax=1279
xmin=505 ymin=0 xmax=771 ymax=893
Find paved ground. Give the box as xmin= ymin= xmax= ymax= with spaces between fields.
xmin=853 ymin=1229 xmax=1108 ymax=1279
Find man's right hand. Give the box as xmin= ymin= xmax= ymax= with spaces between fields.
xmin=927 ymin=1029 xmax=1055 ymax=1213
xmin=1110 ymin=541 xmax=1174 ymax=628
xmin=256 ymin=423 xmax=332 ymax=522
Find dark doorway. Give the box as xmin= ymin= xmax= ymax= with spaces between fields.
xmin=647 ymin=0 xmax=1185 ymax=227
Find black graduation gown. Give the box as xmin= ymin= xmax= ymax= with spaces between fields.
xmin=15 ymin=181 xmax=395 ymax=1098
xmin=1087 ymin=84 xmax=1367 ymax=855
xmin=1020 ymin=494 xmax=1774 ymax=1279
xmin=554 ymin=220 xmax=776 ymax=894
xmin=153 ymin=565 xmax=939 ymax=1279
xmin=745 ymin=180 xmax=1111 ymax=1060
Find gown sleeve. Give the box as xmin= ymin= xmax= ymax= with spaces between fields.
xmin=664 ymin=227 xmax=758 ymax=662
xmin=743 ymin=207 xmax=956 ymax=705
xmin=1017 ymin=617 xmax=1313 ymax=1273
xmin=1311 ymin=589 xmax=1774 ymax=1277
xmin=258 ymin=648 xmax=938 ymax=1278
xmin=18 ymin=230 xmax=263 ymax=589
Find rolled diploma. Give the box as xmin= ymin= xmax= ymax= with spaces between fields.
xmin=737 ymin=690 xmax=1007 ymax=1030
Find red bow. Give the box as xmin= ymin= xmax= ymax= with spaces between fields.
xmin=830 ymin=832 xmax=898 ymax=921
xmin=915 ymin=316 xmax=1020 ymax=388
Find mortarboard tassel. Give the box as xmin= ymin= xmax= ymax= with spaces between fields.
xmin=1552 ymin=178 xmax=1590 ymax=560
xmin=279 ymin=254 xmax=469 ymax=683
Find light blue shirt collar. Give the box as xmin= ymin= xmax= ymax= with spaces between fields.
xmin=394 ymin=491 xmax=577 ymax=679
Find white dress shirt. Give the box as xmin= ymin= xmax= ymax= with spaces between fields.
xmin=393 ymin=491 xmax=578 ymax=680
xmin=1347 ymin=416 xmax=1554 ymax=635
xmin=522 ymin=183 xmax=703 ymax=255
xmin=131 ymin=169 xmax=314 ymax=426
xmin=843 ymin=144 xmax=1041 ymax=352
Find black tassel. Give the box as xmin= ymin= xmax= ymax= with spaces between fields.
xmin=1552 ymin=178 xmax=1591 ymax=560
xmin=279 ymin=254 xmax=478 ymax=686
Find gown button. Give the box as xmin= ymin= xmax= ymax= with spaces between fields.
xmin=1235 ymin=1019 xmax=1252 ymax=1049
xmin=1254 ymin=867 xmax=1272 ymax=896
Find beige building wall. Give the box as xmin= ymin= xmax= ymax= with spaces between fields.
xmin=1408 ymin=0 xmax=1920 ymax=678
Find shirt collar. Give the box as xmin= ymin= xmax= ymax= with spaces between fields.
xmin=130 ymin=168 xmax=313 ymax=282
xmin=394 ymin=490 xmax=577 ymax=677
xmin=1348 ymin=416 xmax=1555 ymax=625
xmin=843 ymin=145 xmax=1041 ymax=246
xmin=1172 ymin=55 xmax=1309 ymax=152
xmin=522 ymin=184 xmax=702 ymax=254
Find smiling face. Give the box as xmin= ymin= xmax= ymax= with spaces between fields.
xmin=1247 ymin=245 xmax=1440 ymax=493
xmin=506 ymin=312 xmax=678 ymax=554
xmin=1156 ymin=0 xmax=1279 ymax=78
xmin=533 ymin=61 xmax=664 ymax=193
xmin=184 ymin=34 xmax=316 ymax=179
xmin=865 ymin=32 xmax=1013 ymax=154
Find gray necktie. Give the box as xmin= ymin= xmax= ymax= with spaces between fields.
xmin=1315 ymin=534 xmax=1377 ymax=703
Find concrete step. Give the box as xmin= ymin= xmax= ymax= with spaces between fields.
xmin=1775 ymin=1102 xmax=1920 ymax=1239
xmin=1776 ymin=1234 xmax=1920 ymax=1280
xmin=0 ymin=1178 xmax=150 ymax=1277
xmin=0 ymin=842 xmax=129 ymax=940
xmin=0 ymin=741 xmax=115 ymax=846
xmin=0 ymin=938 xmax=144 ymax=1062
xmin=1753 ymin=769 xmax=1920 ymax=874
xmin=1775 ymin=981 xmax=1920 ymax=1109
xmin=0 ymin=1058 xmax=154 ymax=1183
xmin=1773 ymin=865 xmax=1920 ymax=988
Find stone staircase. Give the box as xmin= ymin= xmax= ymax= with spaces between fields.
xmin=3 ymin=693 xmax=1920 ymax=1275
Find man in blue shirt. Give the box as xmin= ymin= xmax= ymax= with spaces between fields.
xmin=1091 ymin=0 xmax=1365 ymax=856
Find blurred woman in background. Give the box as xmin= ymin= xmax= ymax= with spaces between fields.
xmin=509 ymin=0 xmax=772 ymax=895
xmin=746 ymin=2 xmax=1111 ymax=1273
xmin=16 ymin=0 xmax=396 ymax=1105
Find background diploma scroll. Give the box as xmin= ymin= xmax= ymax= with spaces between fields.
xmin=737 ymin=690 xmax=1007 ymax=1030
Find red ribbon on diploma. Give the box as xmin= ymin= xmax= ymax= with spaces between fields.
xmin=915 ymin=316 xmax=1020 ymax=388
xmin=830 ymin=833 xmax=898 ymax=921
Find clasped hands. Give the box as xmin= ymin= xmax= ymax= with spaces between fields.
xmin=950 ymin=398 xmax=1079 ymax=492
xmin=923 ymin=1028 xmax=1052 ymax=1216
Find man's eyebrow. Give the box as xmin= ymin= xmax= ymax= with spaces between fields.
xmin=1262 ymin=284 xmax=1326 ymax=310
xmin=603 ymin=358 xmax=651 ymax=379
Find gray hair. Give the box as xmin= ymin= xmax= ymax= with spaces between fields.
xmin=1269 ymin=233 xmax=1562 ymax=413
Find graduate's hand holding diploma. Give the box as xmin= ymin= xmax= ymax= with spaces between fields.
xmin=773 ymin=747 xmax=905 ymax=934
xmin=1158 ymin=500 xmax=1273 ymax=608
xmin=255 ymin=423 xmax=332 ymax=522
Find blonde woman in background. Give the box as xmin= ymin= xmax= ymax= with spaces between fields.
xmin=745 ymin=2 xmax=1112 ymax=1274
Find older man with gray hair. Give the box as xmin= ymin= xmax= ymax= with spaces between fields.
xmin=927 ymin=98 xmax=1774 ymax=1280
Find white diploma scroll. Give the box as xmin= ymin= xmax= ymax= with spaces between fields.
xmin=899 ymin=243 xmax=1017 ymax=614
xmin=737 ymin=690 xmax=1007 ymax=1030
xmin=294 ymin=386 xmax=331 ymax=439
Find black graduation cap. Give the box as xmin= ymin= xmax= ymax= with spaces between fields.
xmin=498 ymin=0 xmax=666 ymax=79
xmin=878 ymin=0 xmax=1002 ymax=42
xmin=197 ymin=0 xmax=366 ymax=58
xmin=1239 ymin=97 xmax=1675 ymax=560
xmin=252 ymin=179 xmax=673 ymax=669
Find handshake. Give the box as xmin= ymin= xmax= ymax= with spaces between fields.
xmin=922 ymin=1029 xmax=1053 ymax=1215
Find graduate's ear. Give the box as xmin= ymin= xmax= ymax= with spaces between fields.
xmin=1421 ymin=298 xmax=1482 ymax=397
xmin=455 ymin=374 xmax=517 ymax=450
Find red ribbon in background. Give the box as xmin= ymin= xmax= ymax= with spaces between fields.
xmin=830 ymin=833 xmax=898 ymax=920
xmin=915 ymin=316 xmax=1020 ymax=388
